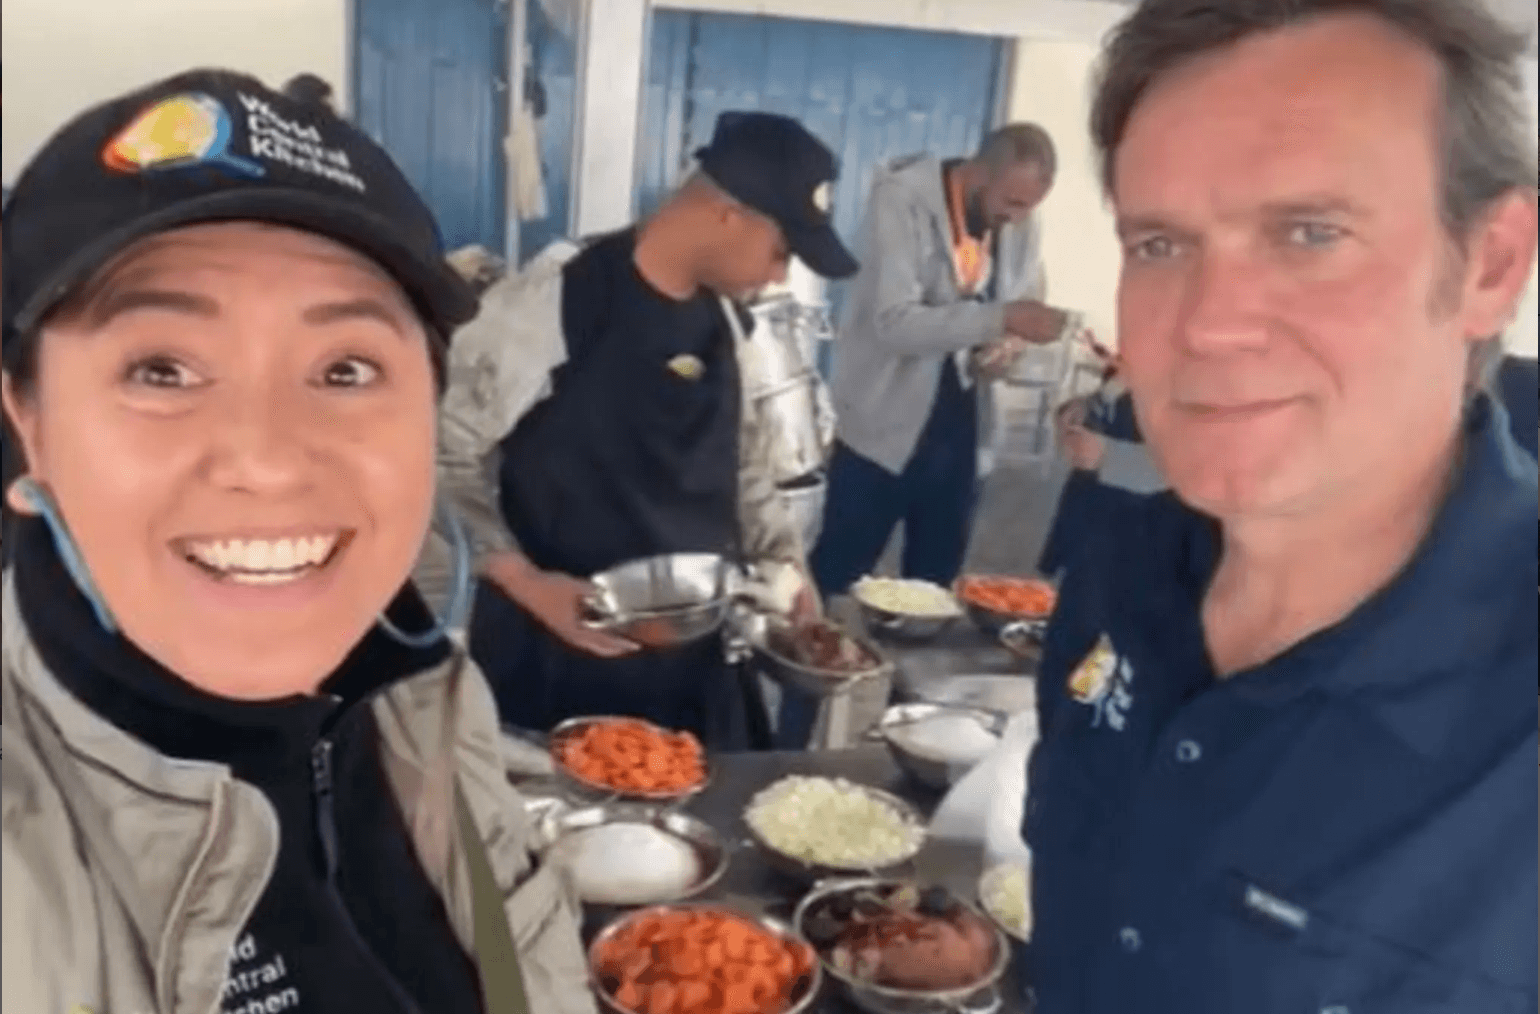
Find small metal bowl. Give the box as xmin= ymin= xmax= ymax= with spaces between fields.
xmin=793 ymin=878 xmax=1012 ymax=1014
xmin=996 ymin=620 xmax=1047 ymax=661
xmin=589 ymin=904 xmax=822 ymax=1014
xmin=549 ymin=716 xmax=711 ymax=806
xmin=954 ymin=577 xmax=1056 ymax=639
xmin=750 ymin=619 xmax=894 ymax=699
xmin=582 ymin=552 xmax=735 ymax=649
xmin=743 ymin=778 xmax=928 ymax=883
xmin=854 ymin=599 xmax=958 ymax=642
xmin=539 ymin=803 xmax=730 ymax=909
xmin=867 ymin=703 xmax=1007 ymax=791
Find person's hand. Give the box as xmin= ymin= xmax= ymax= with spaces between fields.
xmin=1059 ymin=417 xmax=1107 ymax=471
xmin=1003 ymin=300 xmax=1071 ymax=345
xmin=972 ymin=336 xmax=1032 ymax=382
xmin=789 ymin=579 xmax=823 ymax=627
xmin=482 ymin=551 xmax=639 ymax=658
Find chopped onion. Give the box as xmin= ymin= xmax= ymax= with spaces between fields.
xmin=981 ymin=863 xmax=1031 ymax=940
xmin=853 ymin=577 xmax=962 ymax=618
xmin=746 ymin=776 xmax=924 ymax=868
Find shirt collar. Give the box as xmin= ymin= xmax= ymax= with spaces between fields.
xmin=1166 ymin=395 xmax=1536 ymax=755
xmin=1318 ymin=395 xmax=1537 ymax=755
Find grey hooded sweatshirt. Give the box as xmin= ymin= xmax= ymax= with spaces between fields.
xmin=830 ymin=153 xmax=1046 ymax=475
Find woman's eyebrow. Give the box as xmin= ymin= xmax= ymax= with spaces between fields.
xmin=302 ymin=298 xmax=410 ymax=337
xmin=86 ymin=289 xmax=219 ymax=329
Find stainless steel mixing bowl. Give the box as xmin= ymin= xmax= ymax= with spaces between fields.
xmin=793 ymin=877 xmax=1012 ymax=1014
xmin=581 ymin=552 xmax=735 ymax=649
xmin=538 ymin=803 xmax=731 ymax=908
xmin=589 ymin=904 xmax=822 ymax=1014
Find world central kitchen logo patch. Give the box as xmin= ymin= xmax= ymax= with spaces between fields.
xmin=103 ymin=91 xmax=368 ymax=193
xmin=1067 ymin=633 xmax=1135 ymax=731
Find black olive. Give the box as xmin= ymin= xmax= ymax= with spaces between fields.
xmin=918 ymin=886 xmax=955 ymax=917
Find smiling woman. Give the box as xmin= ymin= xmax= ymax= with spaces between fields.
xmin=0 ymin=68 xmax=594 ymax=1014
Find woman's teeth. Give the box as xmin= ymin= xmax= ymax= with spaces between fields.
xmin=184 ymin=534 xmax=341 ymax=584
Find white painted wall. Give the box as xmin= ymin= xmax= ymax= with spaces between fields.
xmin=571 ymin=0 xmax=649 ymax=236
xmin=1006 ymin=38 xmax=1120 ymax=347
xmin=2 ymin=0 xmax=349 ymax=186
xmin=661 ymin=0 xmax=1128 ymax=42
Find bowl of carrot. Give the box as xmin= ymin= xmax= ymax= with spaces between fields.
xmin=954 ymin=575 xmax=1058 ymax=639
xmin=589 ymin=904 xmax=822 ymax=1014
xmin=551 ymin=716 xmax=712 ymax=805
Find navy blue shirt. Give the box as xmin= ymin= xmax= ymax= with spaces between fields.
xmin=1025 ymin=395 xmax=1538 ymax=1014
xmin=1497 ymin=355 xmax=1537 ymax=459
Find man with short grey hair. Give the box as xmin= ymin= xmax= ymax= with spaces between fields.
xmin=1026 ymin=1 xmax=1539 ymax=1011
xmin=814 ymin=124 xmax=1072 ymax=599
xmin=777 ymin=124 xmax=1077 ymax=747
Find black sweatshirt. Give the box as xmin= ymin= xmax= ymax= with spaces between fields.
xmin=13 ymin=518 xmax=486 ymax=1014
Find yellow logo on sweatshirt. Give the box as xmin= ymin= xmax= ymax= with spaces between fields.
xmin=667 ymin=354 xmax=705 ymax=381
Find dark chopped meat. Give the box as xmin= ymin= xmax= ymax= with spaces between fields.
xmin=813 ymin=886 xmax=997 ymax=992
xmin=768 ymin=621 xmax=878 ymax=673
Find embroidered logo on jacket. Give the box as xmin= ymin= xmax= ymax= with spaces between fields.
xmin=667 ymin=353 xmax=705 ymax=380
xmin=1067 ymin=633 xmax=1135 ymax=731
xmin=222 ymin=933 xmax=300 ymax=1013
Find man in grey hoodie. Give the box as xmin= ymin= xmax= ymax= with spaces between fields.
xmin=780 ymin=125 xmax=1075 ymax=746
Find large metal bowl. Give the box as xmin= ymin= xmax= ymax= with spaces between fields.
xmin=954 ymin=577 xmax=1056 ymax=639
xmin=743 ymin=779 xmax=927 ymax=883
xmin=582 ymin=552 xmax=734 ymax=649
xmin=537 ymin=803 xmax=730 ymax=910
xmin=758 ymin=375 xmax=829 ymax=482
xmin=793 ymin=878 xmax=1012 ymax=1014
xmin=589 ymin=903 xmax=822 ymax=1014
xmin=745 ymin=295 xmax=819 ymax=399
xmin=854 ymin=599 xmax=958 ymax=642
xmin=867 ymin=703 xmax=1007 ymax=791
xmin=778 ymin=474 xmax=827 ymax=549
xmin=749 ymin=619 xmax=893 ymax=699
xmin=548 ymin=716 xmax=711 ymax=805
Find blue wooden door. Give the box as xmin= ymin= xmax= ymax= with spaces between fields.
xmin=517 ymin=0 xmax=579 ymax=262
xmin=354 ymin=0 xmax=509 ymax=253
xmin=638 ymin=12 xmax=1005 ymax=286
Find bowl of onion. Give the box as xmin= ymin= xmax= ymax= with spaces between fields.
xmin=743 ymin=775 xmax=927 ymax=883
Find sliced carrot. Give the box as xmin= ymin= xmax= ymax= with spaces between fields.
xmin=595 ymin=910 xmax=811 ymax=1014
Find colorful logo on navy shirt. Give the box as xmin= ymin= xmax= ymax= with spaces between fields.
xmin=1068 ymin=633 xmax=1135 ymax=731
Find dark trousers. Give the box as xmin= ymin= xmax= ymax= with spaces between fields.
xmin=469 ymin=578 xmax=771 ymax=752
xmin=776 ymin=360 xmax=979 ymax=748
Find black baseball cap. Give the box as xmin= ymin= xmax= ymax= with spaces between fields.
xmin=694 ymin=112 xmax=859 ymax=280
xmin=2 ymin=68 xmax=478 ymax=346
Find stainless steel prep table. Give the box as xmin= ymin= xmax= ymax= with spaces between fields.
xmin=516 ymin=745 xmax=1033 ymax=1014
